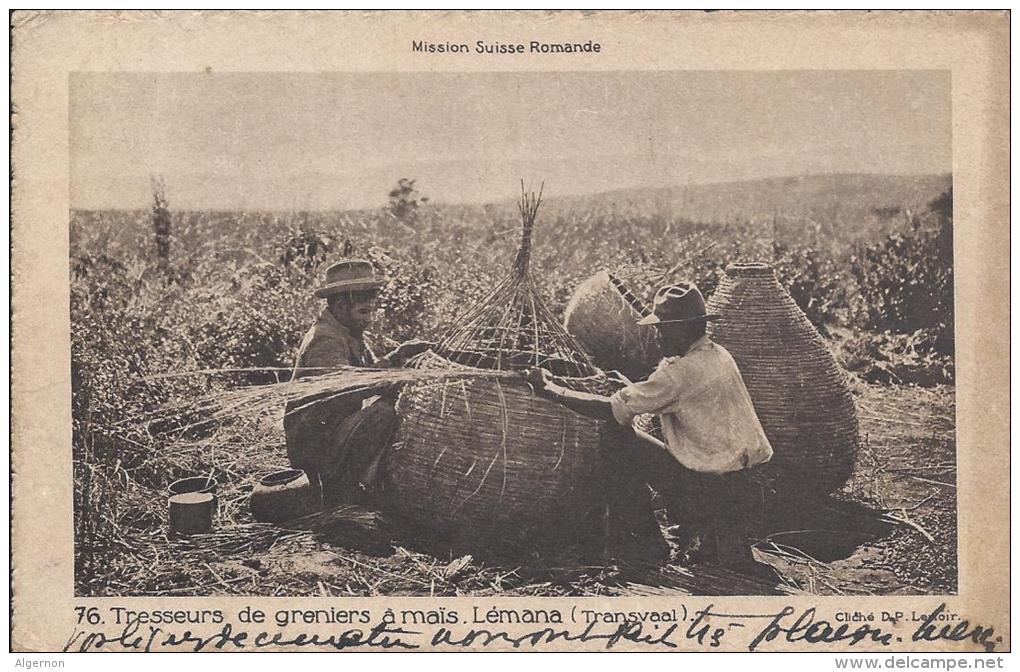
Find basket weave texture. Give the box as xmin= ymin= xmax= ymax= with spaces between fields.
xmin=706 ymin=262 xmax=859 ymax=494
xmin=384 ymin=186 xmax=612 ymax=547
xmin=387 ymin=353 xmax=603 ymax=544
xmin=563 ymin=271 xmax=663 ymax=382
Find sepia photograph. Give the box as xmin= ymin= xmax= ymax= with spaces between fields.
xmin=12 ymin=7 xmax=1011 ymax=656
xmin=69 ymin=69 xmax=957 ymax=599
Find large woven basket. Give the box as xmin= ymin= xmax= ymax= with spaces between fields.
xmin=385 ymin=352 xmax=604 ymax=548
xmin=706 ymin=262 xmax=859 ymax=494
xmin=563 ymin=271 xmax=662 ymax=382
xmin=383 ymin=186 xmax=615 ymax=551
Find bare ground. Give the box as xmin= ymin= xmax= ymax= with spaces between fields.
xmin=80 ymin=381 xmax=955 ymax=597
xmin=754 ymin=382 xmax=956 ymax=595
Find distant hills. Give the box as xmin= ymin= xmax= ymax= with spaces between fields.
xmin=74 ymin=173 xmax=953 ymax=229
xmin=543 ymin=173 xmax=953 ymax=224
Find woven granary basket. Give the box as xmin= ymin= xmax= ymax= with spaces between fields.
xmin=563 ymin=271 xmax=663 ymax=382
xmin=706 ymin=262 xmax=859 ymax=494
xmin=383 ymin=186 xmax=619 ymax=550
xmin=385 ymin=352 xmax=605 ymax=548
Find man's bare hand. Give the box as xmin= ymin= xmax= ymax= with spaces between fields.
xmin=384 ymin=339 xmax=435 ymax=367
xmin=523 ymin=367 xmax=614 ymax=421
xmin=395 ymin=339 xmax=433 ymax=359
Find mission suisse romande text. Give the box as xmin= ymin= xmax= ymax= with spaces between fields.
xmin=413 ymin=40 xmax=602 ymax=54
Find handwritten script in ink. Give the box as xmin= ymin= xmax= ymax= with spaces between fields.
xmin=63 ymin=603 xmax=1001 ymax=653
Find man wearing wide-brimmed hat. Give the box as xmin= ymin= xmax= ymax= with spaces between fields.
xmin=285 ymin=259 xmax=432 ymax=505
xmin=528 ymin=281 xmax=773 ymax=572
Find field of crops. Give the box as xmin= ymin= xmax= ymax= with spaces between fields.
xmin=70 ymin=173 xmax=957 ymax=596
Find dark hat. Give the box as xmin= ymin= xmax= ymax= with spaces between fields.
xmin=637 ymin=282 xmax=719 ymax=326
xmin=314 ymin=259 xmax=385 ymax=298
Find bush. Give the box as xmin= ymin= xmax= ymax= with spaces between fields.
xmin=770 ymin=240 xmax=850 ymax=332
xmin=366 ymin=246 xmax=435 ymax=344
xmin=834 ymin=328 xmax=954 ymax=386
xmin=851 ymin=190 xmax=954 ymax=355
xmin=276 ymin=226 xmax=337 ymax=272
xmin=388 ymin=178 xmax=429 ymax=225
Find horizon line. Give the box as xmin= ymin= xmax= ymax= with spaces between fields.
xmin=70 ymin=170 xmax=953 ymax=214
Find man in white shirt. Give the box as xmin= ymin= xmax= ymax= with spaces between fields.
xmin=528 ymin=282 xmax=773 ymax=570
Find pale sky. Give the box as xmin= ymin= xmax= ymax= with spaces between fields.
xmin=70 ymin=71 xmax=951 ymax=211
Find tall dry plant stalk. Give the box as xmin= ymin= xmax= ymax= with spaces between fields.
xmin=151 ymin=175 xmax=171 ymax=268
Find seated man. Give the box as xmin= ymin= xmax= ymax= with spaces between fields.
xmin=285 ymin=259 xmax=431 ymax=505
xmin=528 ymin=282 xmax=773 ymax=571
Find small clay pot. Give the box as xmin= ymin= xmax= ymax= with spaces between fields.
xmin=169 ymin=475 xmax=219 ymax=514
xmin=169 ymin=492 xmax=215 ymax=535
xmin=250 ymin=469 xmax=318 ymax=524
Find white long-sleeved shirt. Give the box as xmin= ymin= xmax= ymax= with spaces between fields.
xmin=609 ymin=335 xmax=773 ymax=474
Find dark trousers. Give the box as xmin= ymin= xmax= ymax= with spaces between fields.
xmin=599 ymin=422 xmax=759 ymax=569
xmin=284 ymin=395 xmax=399 ymax=506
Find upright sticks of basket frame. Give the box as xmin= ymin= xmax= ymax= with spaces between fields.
xmin=436 ymin=182 xmax=601 ymax=386
xmin=387 ymin=182 xmax=615 ymax=549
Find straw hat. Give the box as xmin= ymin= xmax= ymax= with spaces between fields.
xmin=315 ymin=259 xmax=385 ymax=298
xmin=637 ymin=282 xmax=720 ymax=325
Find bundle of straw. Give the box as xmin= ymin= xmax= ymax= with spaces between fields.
xmin=146 ymin=365 xmax=521 ymax=435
